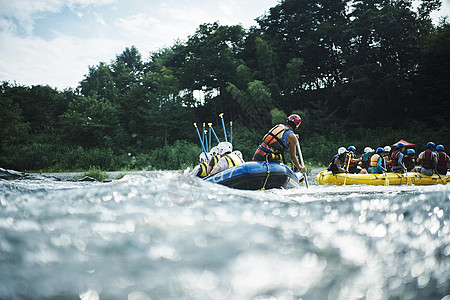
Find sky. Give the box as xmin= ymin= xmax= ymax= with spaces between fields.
xmin=0 ymin=0 xmax=449 ymax=91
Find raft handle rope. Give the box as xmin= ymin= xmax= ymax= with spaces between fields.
xmin=260 ymin=157 xmax=271 ymax=191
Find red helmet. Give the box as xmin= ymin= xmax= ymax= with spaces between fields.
xmin=287 ymin=114 xmax=301 ymax=128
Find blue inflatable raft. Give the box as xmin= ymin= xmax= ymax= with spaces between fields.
xmin=204 ymin=161 xmax=304 ymax=190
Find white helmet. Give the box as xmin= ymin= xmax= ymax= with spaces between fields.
xmin=384 ymin=146 xmax=391 ymax=152
xmin=199 ymin=152 xmax=209 ymax=163
xmin=338 ymin=147 xmax=347 ymax=155
xmin=364 ymin=147 xmax=373 ymax=153
xmin=232 ymin=150 xmax=243 ymax=161
xmin=210 ymin=146 xmax=219 ymax=156
xmin=218 ymin=142 xmax=233 ymax=155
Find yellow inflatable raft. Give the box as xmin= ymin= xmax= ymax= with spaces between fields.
xmin=316 ymin=170 xmax=449 ymax=186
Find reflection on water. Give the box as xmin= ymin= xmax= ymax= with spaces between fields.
xmin=0 ymin=173 xmax=449 ymax=299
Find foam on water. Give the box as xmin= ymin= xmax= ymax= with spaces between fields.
xmin=0 ymin=173 xmax=449 ymax=299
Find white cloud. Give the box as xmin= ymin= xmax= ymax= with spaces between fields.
xmin=0 ymin=30 xmax=123 ymax=89
xmin=0 ymin=0 xmax=117 ymax=34
xmin=115 ymin=13 xmax=159 ymax=38
xmin=94 ymin=13 xmax=107 ymax=26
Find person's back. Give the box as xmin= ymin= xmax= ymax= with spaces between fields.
xmin=207 ymin=154 xmax=221 ymax=175
xmin=252 ymin=114 xmax=307 ymax=173
xmin=192 ymin=152 xmax=210 ymax=178
xmin=209 ymin=142 xmax=244 ymax=176
xmin=368 ymin=148 xmax=387 ymax=174
xmin=436 ymin=145 xmax=449 ymax=175
xmin=327 ymin=147 xmax=347 ymax=174
xmin=417 ymin=142 xmax=437 ymax=176
xmin=390 ymin=143 xmax=407 ymax=173
xmin=403 ymin=149 xmax=415 ymax=172
xmin=360 ymin=147 xmax=374 ymax=170
xmin=253 ymin=124 xmax=293 ymax=163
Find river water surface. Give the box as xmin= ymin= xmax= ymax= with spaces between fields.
xmin=0 ymin=172 xmax=449 ymax=300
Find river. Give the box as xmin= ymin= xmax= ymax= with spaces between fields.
xmin=0 ymin=172 xmax=449 ymax=300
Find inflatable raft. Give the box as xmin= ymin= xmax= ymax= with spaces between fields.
xmin=316 ymin=170 xmax=450 ymax=186
xmin=204 ymin=161 xmax=304 ymax=190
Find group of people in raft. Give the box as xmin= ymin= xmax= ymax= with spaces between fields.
xmin=192 ymin=114 xmax=307 ymax=178
xmin=192 ymin=112 xmax=450 ymax=178
xmin=327 ymin=142 xmax=450 ymax=176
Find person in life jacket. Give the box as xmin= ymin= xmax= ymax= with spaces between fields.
xmin=403 ymin=149 xmax=416 ymax=172
xmin=209 ymin=142 xmax=244 ymax=176
xmin=383 ymin=145 xmax=392 ymax=172
xmin=252 ymin=114 xmax=307 ymax=173
xmin=345 ymin=146 xmax=368 ymax=174
xmin=192 ymin=152 xmax=211 ymax=178
xmin=416 ymin=142 xmax=437 ymax=176
xmin=368 ymin=147 xmax=388 ymax=174
xmin=360 ymin=147 xmax=374 ymax=170
xmin=207 ymin=146 xmax=221 ymax=175
xmin=390 ymin=143 xmax=407 ymax=173
xmin=435 ymin=145 xmax=450 ymax=175
xmin=327 ymin=147 xmax=348 ymax=174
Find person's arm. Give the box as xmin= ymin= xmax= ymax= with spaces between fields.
xmin=398 ymin=153 xmax=407 ymax=170
xmin=287 ymin=133 xmax=306 ymax=172
xmin=377 ymin=157 xmax=387 ymax=172
xmin=335 ymin=157 xmax=346 ymax=173
xmin=206 ymin=156 xmax=216 ymax=174
xmin=209 ymin=157 xmax=225 ymax=176
xmin=416 ymin=152 xmax=423 ymax=163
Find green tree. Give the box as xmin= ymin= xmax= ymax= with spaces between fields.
xmin=79 ymin=62 xmax=118 ymax=102
xmin=0 ymin=82 xmax=30 ymax=153
xmin=59 ymin=96 xmax=125 ymax=149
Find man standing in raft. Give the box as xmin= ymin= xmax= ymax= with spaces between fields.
xmin=252 ymin=114 xmax=307 ymax=173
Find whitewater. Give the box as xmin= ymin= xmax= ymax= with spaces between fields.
xmin=0 ymin=172 xmax=449 ymax=300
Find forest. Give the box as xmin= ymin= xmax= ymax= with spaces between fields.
xmin=1 ymin=0 xmax=449 ymax=172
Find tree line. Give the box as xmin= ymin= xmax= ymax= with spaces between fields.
xmin=1 ymin=0 xmax=449 ymax=171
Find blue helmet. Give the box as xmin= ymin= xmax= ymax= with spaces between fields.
xmin=436 ymin=145 xmax=444 ymax=151
xmin=376 ymin=147 xmax=385 ymax=153
xmin=397 ymin=142 xmax=405 ymax=148
xmin=407 ymin=149 xmax=415 ymax=155
xmin=348 ymin=146 xmax=356 ymax=152
xmin=427 ymin=142 xmax=435 ymax=149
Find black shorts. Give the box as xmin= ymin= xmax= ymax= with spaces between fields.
xmin=348 ymin=167 xmax=362 ymax=174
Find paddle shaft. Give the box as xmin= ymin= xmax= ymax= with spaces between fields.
xmin=296 ymin=141 xmax=309 ymax=188
xmin=344 ymin=153 xmax=351 ymax=185
xmin=193 ymin=123 xmax=208 ymax=158
xmin=219 ymin=113 xmax=228 ymax=142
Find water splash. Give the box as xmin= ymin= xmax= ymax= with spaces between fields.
xmin=0 ymin=173 xmax=449 ymax=299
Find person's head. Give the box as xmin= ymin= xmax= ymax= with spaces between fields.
xmin=199 ymin=152 xmax=209 ymax=163
xmin=217 ymin=142 xmax=233 ymax=156
xmin=286 ymin=114 xmax=301 ymax=130
xmin=348 ymin=145 xmax=356 ymax=153
xmin=426 ymin=142 xmax=436 ymax=149
xmin=376 ymin=147 xmax=385 ymax=155
xmin=397 ymin=142 xmax=405 ymax=152
xmin=406 ymin=149 xmax=415 ymax=155
xmin=384 ymin=146 xmax=391 ymax=153
xmin=210 ymin=146 xmax=219 ymax=156
xmin=364 ymin=147 xmax=374 ymax=153
xmin=436 ymin=145 xmax=444 ymax=152
xmin=338 ymin=147 xmax=347 ymax=157
xmin=232 ymin=150 xmax=243 ymax=160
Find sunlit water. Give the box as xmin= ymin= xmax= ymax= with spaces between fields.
xmin=0 ymin=173 xmax=449 ymax=300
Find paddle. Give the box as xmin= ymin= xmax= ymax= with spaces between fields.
xmin=434 ymin=168 xmax=444 ymax=184
xmin=296 ymin=140 xmax=309 ymax=188
xmin=383 ymin=157 xmax=390 ymax=186
xmin=343 ymin=153 xmax=352 ymax=185
xmin=219 ymin=113 xmax=228 ymax=142
xmin=230 ymin=121 xmax=233 ymax=144
xmin=193 ymin=123 xmax=208 ymax=158
xmin=208 ymin=123 xmax=221 ymax=144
